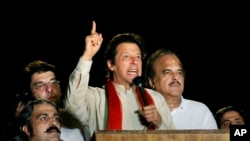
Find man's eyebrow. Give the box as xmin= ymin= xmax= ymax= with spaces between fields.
xmin=36 ymin=113 xmax=48 ymax=118
xmin=234 ymin=118 xmax=243 ymax=121
xmin=50 ymin=78 xmax=57 ymax=80
xmin=32 ymin=81 xmax=43 ymax=86
xmin=222 ymin=120 xmax=230 ymax=123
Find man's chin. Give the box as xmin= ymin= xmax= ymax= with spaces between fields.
xmin=48 ymin=133 xmax=60 ymax=140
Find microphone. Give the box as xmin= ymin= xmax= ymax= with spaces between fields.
xmin=133 ymin=76 xmax=155 ymax=129
xmin=133 ymin=76 xmax=149 ymax=106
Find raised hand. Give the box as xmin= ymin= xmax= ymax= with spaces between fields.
xmin=15 ymin=101 xmax=26 ymax=117
xmin=83 ymin=21 xmax=103 ymax=60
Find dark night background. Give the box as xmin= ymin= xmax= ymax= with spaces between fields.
xmin=2 ymin=2 xmax=249 ymax=123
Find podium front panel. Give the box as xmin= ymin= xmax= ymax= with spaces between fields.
xmin=95 ymin=130 xmax=229 ymax=141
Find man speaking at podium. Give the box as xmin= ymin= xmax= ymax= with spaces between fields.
xmin=65 ymin=21 xmax=175 ymax=141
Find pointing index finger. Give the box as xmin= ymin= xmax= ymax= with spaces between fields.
xmin=91 ymin=21 xmax=96 ymax=34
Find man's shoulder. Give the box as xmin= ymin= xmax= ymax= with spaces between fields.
xmin=144 ymin=88 xmax=165 ymax=99
xmin=182 ymin=98 xmax=211 ymax=111
xmin=61 ymin=126 xmax=85 ymax=141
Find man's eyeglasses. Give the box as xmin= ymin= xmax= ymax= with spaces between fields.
xmin=32 ymin=80 xmax=60 ymax=91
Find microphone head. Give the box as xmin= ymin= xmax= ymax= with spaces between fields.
xmin=133 ymin=76 xmax=143 ymax=87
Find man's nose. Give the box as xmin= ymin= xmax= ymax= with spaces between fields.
xmin=44 ymin=83 xmax=53 ymax=92
xmin=171 ymin=72 xmax=179 ymax=80
xmin=131 ymin=56 xmax=139 ymax=64
xmin=49 ymin=117 xmax=60 ymax=126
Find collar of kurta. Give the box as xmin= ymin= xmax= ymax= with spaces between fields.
xmin=104 ymin=79 xmax=155 ymax=130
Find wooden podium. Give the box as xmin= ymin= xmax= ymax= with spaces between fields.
xmin=94 ymin=129 xmax=229 ymax=141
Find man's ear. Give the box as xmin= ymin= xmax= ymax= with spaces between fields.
xmin=148 ymin=78 xmax=155 ymax=89
xmin=107 ymin=60 xmax=115 ymax=71
xmin=22 ymin=125 xmax=30 ymax=136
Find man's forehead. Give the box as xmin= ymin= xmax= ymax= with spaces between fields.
xmin=31 ymin=71 xmax=56 ymax=82
xmin=33 ymin=104 xmax=57 ymax=115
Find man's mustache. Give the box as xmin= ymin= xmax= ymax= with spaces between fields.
xmin=169 ymin=80 xmax=181 ymax=86
xmin=45 ymin=126 xmax=61 ymax=133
